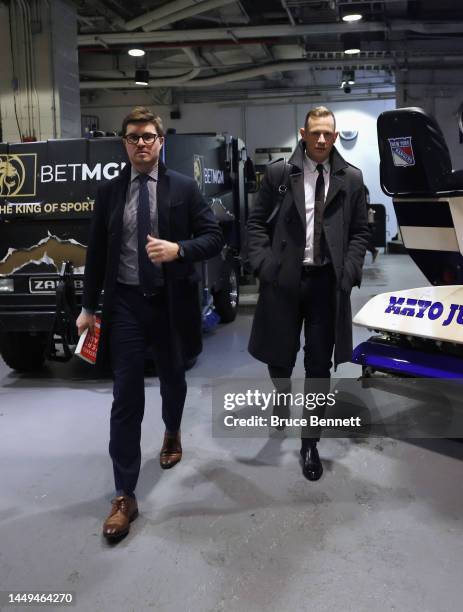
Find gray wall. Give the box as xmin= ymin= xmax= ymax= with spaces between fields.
xmin=0 ymin=0 xmax=81 ymax=141
xmin=396 ymin=68 xmax=463 ymax=168
xmin=83 ymin=96 xmax=397 ymax=237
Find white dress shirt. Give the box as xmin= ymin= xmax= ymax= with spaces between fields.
xmin=302 ymin=154 xmax=330 ymax=265
xmin=118 ymin=164 xmax=159 ymax=285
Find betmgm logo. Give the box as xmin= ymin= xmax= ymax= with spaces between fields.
xmin=193 ymin=154 xmax=205 ymax=194
xmin=0 ymin=153 xmax=37 ymax=197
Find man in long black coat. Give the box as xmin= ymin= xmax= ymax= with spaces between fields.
xmin=247 ymin=106 xmax=369 ymax=481
xmin=76 ymin=107 xmax=223 ymax=540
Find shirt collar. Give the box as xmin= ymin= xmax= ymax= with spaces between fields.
xmin=130 ymin=163 xmax=159 ymax=183
xmin=303 ymin=152 xmax=330 ymax=174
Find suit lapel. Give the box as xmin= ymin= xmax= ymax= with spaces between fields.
xmin=289 ymin=171 xmax=306 ymax=227
xmin=109 ymin=166 xmax=130 ymax=246
xmin=324 ymin=174 xmax=343 ymax=211
xmin=156 ymin=162 xmax=171 ymax=240
xmin=324 ymin=146 xmax=348 ymax=212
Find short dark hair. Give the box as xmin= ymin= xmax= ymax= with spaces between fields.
xmin=304 ymin=106 xmax=336 ymax=130
xmin=121 ymin=106 xmax=164 ymax=137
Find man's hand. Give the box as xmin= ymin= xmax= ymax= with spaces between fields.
xmin=146 ymin=235 xmax=179 ymax=263
xmin=76 ymin=311 xmax=96 ymax=336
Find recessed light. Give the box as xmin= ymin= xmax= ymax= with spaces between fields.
xmin=134 ymin=69 xmax=149 ymax=85
xmin=342 ymin=13 xmax=363 ymax=22
xmin=128 ymin=48 xmax=145 ymax=57
xmin=342 ymin=33 xmax=361 ymax=55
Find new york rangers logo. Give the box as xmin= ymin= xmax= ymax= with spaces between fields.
xmin=388 ymin=136 xmax=415 ymax=167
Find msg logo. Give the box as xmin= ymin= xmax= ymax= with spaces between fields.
xmin=0 ymin=153 xmax=37 ymax=197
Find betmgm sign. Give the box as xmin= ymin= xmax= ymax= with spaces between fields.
xmin=193 ymin=153 xmax=225 ymax=195
xmin=0 ymin=153 xmax=37 ymax=197
xmin=0 ymin=139 xmax=127 ymax=219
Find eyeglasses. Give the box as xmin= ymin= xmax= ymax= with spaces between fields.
xmin=124 ymin=133 xmax=161 ymax=145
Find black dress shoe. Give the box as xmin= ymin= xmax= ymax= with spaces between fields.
xmin=300 ymin=444 xmax=323 ymax=481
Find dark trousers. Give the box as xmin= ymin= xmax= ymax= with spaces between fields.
xmin=367 ymin=223 xmax=376 ymax=254
xmin=109 ymin=283 xmax=187 ymax=495
xmin=268 ymin=265 xmax=336 ymax=448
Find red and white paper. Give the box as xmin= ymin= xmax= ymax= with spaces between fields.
xmin=75 ymin=316 xmax=101 ymax=364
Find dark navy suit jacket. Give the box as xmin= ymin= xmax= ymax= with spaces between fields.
xmin=82 ymin=160 xmax=223 ymax=366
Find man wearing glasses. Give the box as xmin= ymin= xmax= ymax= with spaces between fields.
xmin=76 ymin=107 xmax=223 ymax=540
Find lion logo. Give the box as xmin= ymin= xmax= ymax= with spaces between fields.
xmin=0 ymin=155 xmax=26 ymax=196
xmin=193 ymin=154 xmax=204 ymax=193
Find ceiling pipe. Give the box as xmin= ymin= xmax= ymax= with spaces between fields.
xmin=173 ymin=55 xmax=463 ymax=86
xmin=90 ymin=0 xmax=126 ymax=30
xmin=81 ymin=46 xmax=202 ymax=89
xmin=124 ymin=0 xmax=203 ymax=31
xmin=78 ymin=60 xmax=338 ymax=89
xmin=148 ymin=45 xmax=202 ymax=82
xmin=78 ymin=20 xmax=463 ymax=46
xmin=179 ymin=46 xmax=202 ymax=78
xmin=79 ymin=54 xmax=463 ymax=90
xmin=281 ymin=0 xmax=296 ymax=27
xmin=79 ymin=22 xmax=384 ymax=46
xmin=143 ymin=0 xmax=238 ymax=32
xmin=79 ymin=38 xmax=279 ymax=53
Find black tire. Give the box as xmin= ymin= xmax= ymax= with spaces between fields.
xmin=0 ymin=332 xmax=47 ymax=372
xmin=362 ymin=366 xmax=374 ymax=378
xmin=213 ymin=263 xmax=239 ymax=323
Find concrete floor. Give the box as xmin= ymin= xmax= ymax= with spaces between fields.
xmin=1 ymin=254 xmax=463 ymax=612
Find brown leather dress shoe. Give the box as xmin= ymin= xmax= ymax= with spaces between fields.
xmin=160 ymin=430 xmax=182 ymax=469
xmin=102 ymin=495 xmax=138 ymax=540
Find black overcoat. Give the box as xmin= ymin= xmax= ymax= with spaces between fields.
xmin=247 ymin=142 xmax=369 ymax=369
xmin=82 ymin=161 xmax=223 ymax=368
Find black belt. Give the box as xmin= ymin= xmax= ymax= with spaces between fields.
xmin=301 ymin=263 xmax=333 ymax=275
xmin=116 ymin=282 xmax=165 ymax=298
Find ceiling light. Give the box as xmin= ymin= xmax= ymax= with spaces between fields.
xmin=344 ymin=46 xmax=360 ymax=55
xmin=342 ymin=34 xmax=361 ymax=55
xmin=128 ymin=48 xmax=145 ymax=57
xmin=134 ymin=69 xmax=149 ymax=86
xmin=342 ymin=69 xmax=355 ymax=85
xmin=340 ymin=69 xmax=355 ymax=93
xmin=342 ymin=13 xmax=362 ymax=22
